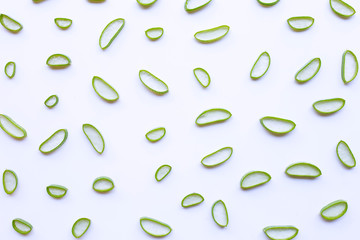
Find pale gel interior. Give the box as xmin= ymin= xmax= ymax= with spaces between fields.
xmin=343 ymin=51 xmax=358 ymax=82
xmin=212 ymin=201 xmax=227 ymax=226
xmin=141 ymin=219 xmax=171 ymax=236
xmin=288 ymin=18 xmax=313 ymax=29
xmin=262 ymin=118 xmax=294 ymax=133
xmin=287 ymin=164 xmax=320 ymax=176
xmin=140 ymin=71 xmax=168 ymax=92
xmin=73 ymin=219 xmax=90 ymax=237
xmin=147 ymin=128 xmax=165 ymax=141
xmin=296 ymin=59 xmax=320 ymax=81
xmin=56 ymin=19 xmax=71 ymax=28
xmin=186 ymin=0 xmax=211 ymax=10
xmin=314 ymin=99 xmax=343 ymax=113
xmin=45 ymin=96 xmax=57 ymax=106
xmin=147 ymin=28 xmax=163 ymax=39
xmin=322 ymin=202 xmax=347 ymax=218
xmin=2 ymin=16 xmax=21 ymax=31
xmin=0 ymin=115 xmax=25 ymax=138
xmin=194 ymin=68 xmax=210 ymax=86
xmin=156 ymin=165 xmax=171 ymax=180
xmin=84 ymin=125 xmax=104 ymax=152
xmin=138 ymin=0 xmax=156 ymax=4
xmin=331 ymin=0 xmax=355 ymax=15
xmin=48 ymin=187 xmax=66 ymax=196
xmin=40 ymin=130 xmax=66 ymax=152
xmin=93 ymin=77 xmax=118 ymax=101
xmin=94 ymin=178 xmax=113 ymax=191
xmin=48 ymin=55 xmax=69 ymax=65
xmin=242 ymin=172 xmax=269 ymax=188
xmin=100 ymin=19 xmax=124 ymax=48
xmin=196 ymin=26 xmax=228 ymax=41
xmin=202 ymin=148 xmax=232 ymax=166
xmin=197 ymin=110 xmax=230 ymax=124
xmin=251 ymin=53 xmax=270 ymax=78
xmin=337 ymin=142 xmax=355 ymax=167
xmin=266 ymin=228 xmax=297 ymax=240
xmin=14 ymin=221 xmax=31 ymax=233
xmin=5 ymin=62 xmax=15 ymax=76
xmin=4 ymin=171 xmax=16 ymax=192
xmin=183 ymin=194 xmax=203 ymax=207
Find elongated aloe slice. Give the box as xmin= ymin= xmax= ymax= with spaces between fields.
xmin=285 ymin=162 xmax=322 ymax=178
xmin=313 ymin=98 xmax=345 ymax=114
xmin=39 ymin=129 xmax=68 ymax=154
xmin=263 ymin=225 xmax=298 ymax=240
xmin=3 ymin=169 xmax=18 ymax=194
xmin=54 ymin=18 xmax=72 ymax=29
xmin=146 ymin=127 xmax=166 ymax=142
xmin=92 ymin=76 xmax=119 ymax=102
xmin=330 ymin=0 xmax=356 ymax=18
xmin=287 ymin=16 xmax=314 ymax=31
xmin=155 ymin=164 xmax=172 ymax=181
xmin=137 ymin=0 xmax=157 ymax=7
xmin=201 ymin=147 xmax=233 ymax=167
xmin=336 ymin=140 xmax=356 ymax=168
xmin=44 ymin=95 xmax=59 ymax=108
xmin=5 ymin=61 xmax=15 ymax=78
xmin=99 ymin=18 xmax=125 ymax=50
xmin=251 ymin=52 xmax=271 ymax=79
xmin=211 ymin=200 xmax=228 ymax=227
xmin=0 ymin=14 xmax=22 ymax=33
xmin=72 ymin=218 xmax=91 ymax=238
xmin=139 ymin=70 xmax=169 ymax=95
xmin=0 ymin=114 xmax=27 ymax=139
xmin=257 ymin=0 xmax=280 ymax=6
xmin=46 ymin=54 xmax=71 ymax=68
xmin=185 ymin=0 xmax=212 ymax=12
xmin=181 ymin=193 xmax=204 ymax=207
xmin=46 ymin=184 xmax=67 ymax=198
xmin=241 ymin=171 xmax=271 ymax=189
xmin=193 ymin=67 xmax=211 ymax=87
xmin=83 ymin=124 xmax=105 ymax=154
xmin=295 ymin=58 xmax=321 ymax=83
xmin=145 ymin=27 xmax=163 ymax=40
xmin=93 ymin=176 xmax=114 ymax=192
xmin=12 ymin=218 xmax=32 ymax=235
xmin=194 ymin=25 xmax=230 ymax=43
xmin=320 ymin=200 xmax=348 ymax=220
xmin=196 ymin=108 xmax=232 ymax=126
xmin=140 ymin=217 xmax=172 ymax=237
xmin=260 ymin=116 xmax=296 ymax=134
xmin=342 ymin=50 xmax=358 ymax=84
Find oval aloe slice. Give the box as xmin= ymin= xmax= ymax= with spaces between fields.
xmin=250 ymin=51 xmax=271 ymax=79
xmin=260 ymin=116 xmax=296 ymax=135
xmin=139 ymin=70 xmax=169 ymax=95
xmin=263 ymin=225 xmax=299 ymax=240
xmin=336 ymin=140 xmax=356 ymax=168
xmin=155 ymin=164 xmax=172 ymax=182
xmin=0 ymin=14 xmax=22 ymax=33
xmin=54 ymin=18 xmax=72 ymax=29
xmin=287 ymin=16 xmax=314 ymax=31
xmin=99 ymin=18 xmax=125 ymax=50
xmin=93 ymin=176 xmax=114 ymax=192
xmin=0 ymin=114 xmax=27 ymax=139
xmin=295 ymin=58 xmax=321 ymax=83
xmin=241 ymin=171 xmax=271 ymax=189
xmin=39 ymin=129 xmax=68 ymax=154
xmin=3 ymin=169 xmax=18 ymax=194
xmin=5 ymin=61 xmax=15 ymax=78
xmin=194 ymin=25 xmax=230 ymax=43
xmin=320 ymin=200 xmax=348 ymax=220
xmin=46 ymin=54 xmax=71 ymax=68
xmin=313 ymin=98 xmax=345 ymax=114
xmin=146 ymin=127 xmax=166 ymax=142
xmin=92 ymin=76 xmax=119 ymax=102
xmin=285 ymin=162 xmax=322 ymax=178
xmin=201 ymin=147 xmax=233 ymax=167
xmin=211 ymin=200 xmax=228 ymax=227
xmin=140 ymin=217 xmax=172 ymax=237
xmin=137 ymin=0 xmax=157 ymax=7
xmin=185 ymin=0 xmax=212 ymax=12
xmin=330 ymin=0 xmax=356 ymax=18
xmin=46 ymin=184 xmax=67 ymax=198
xmin=182 ymin=193 xmax=204 ymax=208
xmin=44 ymin=95 xmax=59 ymax=108
xmin=342 ymin=50 xmax=358 ymax=84
xmin=12 ymin=218 xmax=32 ymax=235
xmin=196 ymin=108 xmax=232 ymax=126
xmin=257 ymin=0 xmax=280 ymax=6
xmin=82 ymin=124 xmax=105 ymax=154
xmin=193 ymin=67 xmax=211 ymax=87
xmin=72 ymin=218 xmax=91 ymax=238
xmin=145 ymin=27 xmax=163 ymax=40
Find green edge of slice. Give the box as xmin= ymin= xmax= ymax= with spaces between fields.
xmin=54 ymin=18 xmax=72 ymax=29
xmin=12 ymin=218 xmax=33 ymax=235
xmin=194 ymin=25 xmax=230 ymax=43
xmin=82 ymin=123 xmax=105 ymax=154
xmin=336 ymin=140 xmax=356 ymax=168
xmin=195 ymin=108 xmax=232 ymax=126
xmin=72 ymin=218 xmax=91 ymax=238
xmin=155 ymin=164 xmax=172 ymax=182
xmin=185 ymin=0 xmax=212 ymax=12
xmin=342 ymin=50 xmax=358 ymax=84
xmin=3 ymin=169 xmax=18 ymax=194
xmin=145 ymin=27 xmax=164 ymax=40
xmin=44 ymin=95 xmax=59 ymax=108
xmin=285 ymin=162 xmax=322 ymax=178
xmin=330 ymin=0 xmax=356 ymax=18
xmin=250 ymin=51 xmax=271 ymax=79
xmin=39 ymin=129 xmax=68 ymax=154
xmin=287 ymin=16 xmax=315 ymax=31
xmin=46 ymin=54 xmax=71 ymax=68
xmin=312 ymin=98 xmax=345 ymax=114
xmin=0 ymin=14 xmax=23 ymax=33
xmin=201 ymin=146 xmax=233 ymax=167
xmin=240 ymin=171 xmax=271 ymax=189
xmin=92 ymin=76 xmax=119 ymax=102
xmin=5 ymin=61 xmax=16 ymax=78
xmin=99 ymin=18 xmax=125 ymax=50
xmin=46 ymin=184 xmax=68 ymax=198
xmin=295 ymin=58 xmax=321 ymax=83
xmin=140 ymin=217 xmax=172 ymax=237
xmin=181 ymin=193 xmax=204 ymax=208
xmin=193 ymin=67 xmax=211 ymax=87
xmin=93 ymin=176 xmax=114 ymax=192
xmin=320 ymin=199 xmax=348 ymax=221
xmin=139 ymin=70 xmax=169 ymax=95
xmin=145 ymin=127 xmax=166 ymax=142
xmin=0 ymin=114 xmax=27 ymax=139
xmin=260 ymin=116 xmax=296 ymax=135
xmin=211 ymin=200 xmax=229 ymax=227
xmin=263 ymin=225 xmax=299 ymax=240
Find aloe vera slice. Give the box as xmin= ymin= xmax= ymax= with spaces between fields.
xmin=201 ymin=147 xmax=233 ymax=167
xmin=185 ymin=0 xmax=212 ymax=12
xmin=336 ymin=140 xmax=356 ymax=168
xmin=241 ymin=171 xmax=271 ymax=189
xmin=139 ymin=70 xmax=169 ymax=95
xmin=54 ymin=18 xmax=72 ymax=29
xmin=155 ymin=164 xmax=172 ymax=182
xmin=211 ymin=200 xmax=228 ymax=227
xmin=285 ymin=162 xmax=322 ymax=178
xmin=260 ymin=116 xmax=296 ymax=134
xmin=137 ymin=0 xmax=157 ymax=7
xmin=181 ymin=193 xmax=204 ymax=207
xmin=145 ymin=27 xmax=163 ymax=40
xmin=196 ymin=108 xmax=232 ymax=126
xmin=193 ymin=67 xmax=211 ymax=87
xmin=99 ymin=18 xmax=125 ymax=50
xmin=44 ymin=95 xmax=59 ymax=108
xmin=0 ymin=14 xmax=22 ymax=33
xmin=146 ymin=127 xmax=166 ymax=142
xmin=5 ymin=61 xmax=15 ymax=78
xmin=93 ymin=176 xmax=114 ymax=192
xmin=330 ymin=0 xmax=356 ymax=18
xmin=250 ymin=51 xmax=271 ymax=79
xmin=72 ymin=218 xmax=91 ymax=238
xmin=295 ymin=58 xmax=321 ymax=83
xmin=194 ymin=25 xmax=230 ymax=43
xmin=342 ymin=50 xmax=358 ymax=84
xmin=287 ymin=16 xmax=314 ymax=31
xmin=82 ymin=124 xmax=105 ymax=154
xmin=3 ymin=169 xmax=18 ymax=194
xmin=257 ymin=0 xmax=280 ymax=6
xmin=0 ymin=114 xmax=27 ymax=139
xmin=313 ymin=98 xmax=345 ymax=114
xmin=92 ymin=76 xmax=119 ymax=102
xmin=320 ymin=200 xmax=348 ymax=220
xmin=46 ymin=54 xmax=71 ymax=68
xmin=140 ymin=217 xmax=172 ymax=237
xmin=39 ymin=129 xmax=68 ymax=154
xmin=12 ymin=218 xmax=32 ymax=235
xmin=263 ymin=225 xmax=299 ymax=240
xmin=46 ymin=184 xmax=67 ymax=198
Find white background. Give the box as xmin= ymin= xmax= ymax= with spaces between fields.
xmin=0 ymin=0 xmax=360 ymax=239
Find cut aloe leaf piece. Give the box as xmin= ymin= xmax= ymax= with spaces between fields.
xmin=155 ymin=164 xmax=172 ymax=182
xmin=54 ymin=18 xmax=72 ymax=29
xmin=39 ymin=129 xmax=68 ymax=154
xmin=181 ymin=193 xmax=204 ymax=208
xmin=46 ymin=54 xmax=71 ymax=68
xmin=5 ymin=61 xmax=15 ymax=78
xmin=196 ymin=108 xmax=232 ymax=126
xmin=139 ymin=70 xmax=169 ymax=95
xmin=145 ymin=127 xmax=166 ymax=142
xmin=263 ymin=225 xmax=299 ymax=240
xmin=3 ymin=169 xmax=18 ymax=194
xmin=46 ymin=184 xmax=68 ymax=198
xmin=193 ymin=67 xmax=211 ymax=88
xmin=99 ymin=18 xmax=125 ymax=50
xmin=92 ymin=76 xmax=119 ymax=102
xmin=330 ymin=0 xmax=356 ymax=18
xmin=241 ymin=171 xmax=271 ymax=189
xmin=93 ymin=176 xmax=114 ymax=192
xmin=44 ymin=94 xmax=59 ymax=108
xmin=145 ymin=27 xmax=163 ymax=40
xmin=320 ymin=200 xmax=348 ymax=220
xmin=137 ymin=0 xmax=157 ymax=7
xmin=287 ymin=16 xmax=314 ymax=31
xmin=12 ymin=218 xmax=32 ymax=235
xmin=336 ymin=140 xmax=356 ymax=168
xmin=0 ymin=14 xmax=22 ymax=33
xmin=313 ymin=98 xmax=345 ymax=114
xmin=342 ymin=50 xmax=358 ymax=84
xmin=295 ymin=58 xmax=321 ymax=83
xmin=285 ymin=162 xmax=322 ymax=178
xmin=260 ymin=116 xmax=296 ymax=135
xmin=140 ymin=217 xmax=172 ymax=237
xmin=72 ymin=218 xmax=91 ymax=238
xmin=250 ymin=51 xmax=271 ymax=79
xmin=211 ymin=200 xmax=228 ymax=227
xmin=82 ymin=124 xmax=105 ymax=154
xmin=257 ymin=0 xmax=280 ymax=6
xmin=201 ymin=147 xmax=233 ymax=167
xmin=0 ymin=114 xmax=27 ymax=139
xmin=185 ymin=0 xmax=212 ymax=12
xmin=194 ymin=25 xmax=230 ymax=43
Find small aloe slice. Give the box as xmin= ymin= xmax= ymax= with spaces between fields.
xmin=287 ymin=16 xmax=314 ymax=31
xmin=295 ymin=58 xmax=321 ymax=83
xmin=145 ymin=27 xmax=163 ymax=40
xmin=260 ymin=116 xmax=296 ymax=134
xmin=257 ymin=0 xmax=280 ymax=6
xmin=342 ymin=50 xmax=358 ymax=84
xmin=196 ymin=108 xmax=232 ymax=126
xmin=93 ymin=176 xmax=114 ymax=192
xmin=336 ymin=140 xmax=356 ymax=168
xmin=46 ymin=54 xmax=71 ymax=68
xmin=137 ymin=0 xmax=157 ymax=7
xmin=285 ymin=162 xmax=322 ymax=178
xmin=181 ymin=193 xmax=204 ymax=207
xmin=72 ymin=218 xmax=91 ymax=238
xmin=194 ymin=25 xmax=230 ymax=43
xmin=99 ymin=18 xmax=125 ymax=50
xmin=54 ymin=18 xmax=72 ymax=29
xmin=140 ymin=217 xmax=172 ymax=237
xmin=263 ymin=225 xmax=299 ymax=240
xmin=46 ymin=184 xmax=68 ymax=198
xmin=145 ymin=127 xmax=166 ymax=142
xmin=5 ymin=61 xmax=15 ymax=78
xmin=139 ymin=70 xmax=169 ymax=95
xmin=211 ymin=200 xmax=228 ymax=227
xmin=185 ymin=0 xmax=212 ymax=12
xmin=201 ymin=147 xmax=233 ymax=167
xmin=83 ymin=124 xmax=105 ymax=154
xmin=3 ymin=169 xmax=18 ymax=194
xmin=39 ymin=129 xmax=68 ymax=154
xmin=12 ymin=218 xmax=32 ymax=235
xmin=330 ymin=0 xmax=356 ymax=18
xmin=44 ymin=95 xmax=59 ymax=108
xmin=194 ymin=67 xmax=211 ymax=87
xmin=313 ymin=98 xmax=345 ymax=114
xmin=250 ymin=51 xmax=271 ymax=79
xmin=241 ymin=171 xmax=271 ymax=189
xmin=92 ymin=76 xmax=119 ymax=102
xmin=0 ymin=14 xmax=22 ymax=33
xmin=0 ymin=114 xmax=27 ymax=139
xmin=155 ymin=164 xmax=172 ymax=182
xmin=320 ymin=200 xmax=348 ymax=220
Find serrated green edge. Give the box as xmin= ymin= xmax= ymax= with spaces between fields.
xmin=193 ymin=67 xmax=211 ymax=87
xmin=99 ymin=18 xmax=125 ymax=50
xmin=295 ymin=58 xmax=321 ymax=83
xmin=240 ymin=171 xmax=271 ymax=189
xmin=342 ymin=50 xmax=358 ymax=84
xmin=54 ymin=18 xmax=72 ymax=29
xmin=92 ymin=76 xmax=119 ymax=102
xmin=185 ymin=0 xmax=212 ymax=12
xmin=260 ymin=116 xmax=296 ymax=135
xmin=0 ymin=114 xmax=27 ymax=139
xmin=39 ymin=129 xmax=68 ymax=154
xmin=195 ymin=108 xmax=232 ymax=126
xmin=72 ymin=218 xmax=91 ymax=238
xmin=312 ymin=98 xmax=345 ymax=114
xmin=287 ymin=16 xmax=314 ymax=31
xmin=194 ymin=25 xmax=230 ymax=43
xmin=0 ymin=14 xmax=22 ymax=33
xmin=139 ymin=70 xmax=169 ymax=95
xmin=140 ymin=217 xmax=172 ymax=237
xmin=181 ymin=193 xmax=204 ymax=207
xmin=93 ymin=176 xmax=114 ymax=192
xmin=211 ymin=200 xmax=228 ymax=227
xmin=145 ymin=27 xmax=164 ymax=40
xmin=5 ymin=61 xmax=16 ymax=78
xmin=250 ymin=51 xmax=271 ymax=79
xmin=263 ymin=225 xmax=299 ymax=240
xmin=320 ymin=200 xmax=348 ymax=221
xmin=3 ymin=169 xmax=18 ymax=194
xmin=336 ymin=140 xmax=356 ymax=168
xmin=82 ymin=123 xmax=105 ymax=154
xmin=155 ymin=164 xmax=172 ymax=182
xmin=285 ymin=162 xmax=322 ymax=178
xmin=46 ymin=184 xmax=68 ymax=198
xmin=330 ymin=0 xmax=356 ymax=18
xmin=46 ymin=54 xmax=71 ymax=68
xmin=201 ymin=147 xmax=233 ymax=167
xmin=44 ymin=95 xmax=59 ymax=108
xmin=12 ymin=218 xmax=32 ymax=235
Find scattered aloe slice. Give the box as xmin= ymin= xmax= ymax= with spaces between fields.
xmin=313 ymin=98 xmax=345 ymax=114
xmin=140 ymin=217 xmax=172 ymax=237
xmin=54 ymin=18 xmax=72 ymax=29
xmin=181 ymin=193 xmax=204 ymax=207
xmin=241 ymin=171 xmax=271 ymax=189
xmin=145 ymin=127 xmax=166 ymax=142
xmin=285 ymin=162 xmax=322 ymax=178
xmin=99 ymin=18 xmax=125 ymax=50
xmin=194 ymin=25 xmax=230 ymax=43
xmin=185 ymin=0 xmax=212 ymax=12
xmin=83 ymin=123 xmax=105 ymax=154
xmin=46 ymin=184 xmax=68 ymax=198
xmin=46 ymin=54 xmax=71 ymax=68
xmin=93 ymin=176 xmax=114 ymax=192
xmin=39 ymin=129 xmax=68 ymax=154
xmin=0 ymin=14 xmax=22 ymax=33
xmin=92 ymin=76 xmax=119 ymax=102
xmin=155 ymin=164 xmax=172 ymax=182
xmin=44 ymin=95 xmax=59 ymax=108
xmin=211 ymin=200 xmax=228 ymax=227
xmin=201 ymin=147 xmax=233 ymax=167
xmin=72 ymin=218 xmax=91 ymax=238
xmin=193 ymin=67 xmax=211 ymax=87
xmin=320 ymin=200 xmax=348 ymax=220
xmin=145 ymin=27 xmax=163 ymax=40
xmin=0 ymin=114 xmax=27 ymax=139
xmin=139 ymin=70 xmax=169 ymax=95
xmin=263 ymin=225 xmax=299 ymax=240
xmin=330 ymin=0 xmax=356 ymax=18
xmin=3 ymin=169 xmax=18 ymax=194
xmin=257 ymin=0 xmax=280 ymax=6
xmin=5 ymin=61 xmax=15 ymax=78
xmin=196 ymin=108 xmax=232 ymax=126
xmin=137 ymin=0 xmax=157 ymax=7
xmin=287 ymin=16 xmax=314 ymax=31
xmin=295 ymin=58 xmax=321 ymax=83
xmin=260 ymin=116 xmax=296 ymax=135
xmin=336 ymin=140 xmax=356 ymax=168
xmin=12 ymin=218 xmax=32 ymax=235
xmin=342 ymin=50 xmax=358 ymax=84
xmin=250 ymin=51 xmax=271 ymax=79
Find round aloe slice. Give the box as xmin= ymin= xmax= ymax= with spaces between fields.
xmin=181 ymin=193 xmax=204 ymax=208
xmin=336 ymin=140 xmax=356 ymax=168
xmin=93 ymin=176 xmax=114 ymax=192
xmin=240 ymin=171 xmax=271 ymax=189
xmin=0 ymin=114 xmax=27 ymax=139
xmin=145 ymin=27 xmax=163 ymax=40
xmin=194 ymin=25 xmax=230 ymax=43
xmin=263 ymin=225 xmax=298 ymax=240
xmin=185 ymin=0 xmax=212 ymax=12
xmin=193 ymin=67 xmax=211 ymax=88
xmin=46 ymin=54 xmax=71 ymax=68
xmin=285 ymin=162 xmax=322 ymax=178
xmin=140 ymin=217 xmax=172 ymax=237
xmin=295 ymin=58 xmax=321 ymax=83
xmin=12 ymin=218 xmax=32 ymax=235
xmin=72 ymin=218 xmax=91 ymax=238
xmin=155 ymin=164 xmax=172 ymax=182
xmin=342 ymin=50 xmax=358 ymax=84
xmin=99 ymin=18 xmax=125 ymax=50
xmin=92 ymin=76 xmax=119 ymax=102
xmin=313 ymin=98 xmax=345 ymax=114
xmin=46 ymin=184 xmax=68 ymax=198
xmin=320 ymin=200 xmax=348 ymax=220
xmin=0 ymin=14 xmax=22 ymax=33
xmin=39 ymin=129 xmax=68 ymax=154
xmin=196 ymin=108 xmax=232 ymax=126
xmin=137 ymin=0 xmax=157 ymax=7
xmin=330 ymin=0 xmax=356 ymax=18
xmin=83 ymin=123 xmax=105 ymax=154
xmin=146 ymin=127 xmax=166 ymax=142
xmin=260 ymin=116 xmax=296 ymax=135
xmin=287 ymin=16 xmax=314 ymax=31
xmin=257 ymin=0 xmax=280 ymax=6
xmin=5 ymin=61 xmax=15 ymax=78
xmin=54 ymin=18 xmax=72 ymax=29
xmin=250 ymin=51 xmax=271 ymax=79
xmin=211 ymin=200 xmax=228 ymax=227
xmin=3 ymin=169 xmax=18 ymax=194
xmin=44 ymin=95 xmax=59 ymax=108
xmin=201 ymin=147 xmax=233 ymax=167
xmin=139 ymin=70 xmax=169 ymax=95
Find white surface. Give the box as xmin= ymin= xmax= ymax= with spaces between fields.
xmin=0 ymin=0 xmax=359 ymax=239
